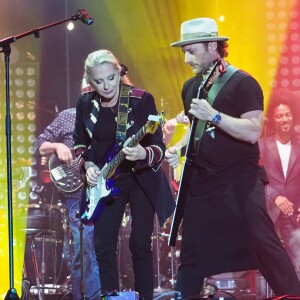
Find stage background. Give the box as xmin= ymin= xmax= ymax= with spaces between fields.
xmin=0 ymin=0 xmax=299 ymax=296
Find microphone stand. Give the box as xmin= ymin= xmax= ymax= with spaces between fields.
xmin=79 ymin=221 xmax=86 ymax=300
xmin=0 ymin=10 xmax=91 ymax=300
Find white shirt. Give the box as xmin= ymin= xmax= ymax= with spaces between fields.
xmin=276 ymin=140 xmax=291 ymax=179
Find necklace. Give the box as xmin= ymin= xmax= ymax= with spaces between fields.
xmin=110 ymin=101 xmax=118 ymax=113
xmin=100 ymin=97 xmax=118 ymax=113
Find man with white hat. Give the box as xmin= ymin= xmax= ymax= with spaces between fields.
xmin=166 ymin=17 xmax=300 ymax=299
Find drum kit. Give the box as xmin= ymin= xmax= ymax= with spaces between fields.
xmin=21 ymin=202 xmax=270 ymax=299
xmin=22 ymin=202 xmax=72 ymax=299
xmin=20 ymin=176 xmax=265 ymax=300
xmin=22 ymin=201 xmax=180 ymax=299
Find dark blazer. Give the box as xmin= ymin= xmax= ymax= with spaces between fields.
xmin=259 ymin=135 xmax=300 ymax=223
xmin=73 ymin=88 xmax=175 ymax=226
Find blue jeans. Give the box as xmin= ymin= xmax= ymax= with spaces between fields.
xmin=66 ymin=199 xmax=101 ymax=300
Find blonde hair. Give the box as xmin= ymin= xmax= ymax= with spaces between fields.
xmin=82 ymin=49 xmax=132 ymax=88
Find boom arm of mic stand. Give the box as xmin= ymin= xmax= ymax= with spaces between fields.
xmin=0 ymin=13 xmax=84 ymax=50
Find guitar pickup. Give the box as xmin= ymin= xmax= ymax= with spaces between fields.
xmin=51 ymin=167 xmax=66 ymax=181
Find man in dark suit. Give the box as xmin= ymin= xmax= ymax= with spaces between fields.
xmin=259 ymin=97 xmax=300 ymax=279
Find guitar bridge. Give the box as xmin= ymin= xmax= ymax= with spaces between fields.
xmin=51 ymin=166 xmax=66 ymax=181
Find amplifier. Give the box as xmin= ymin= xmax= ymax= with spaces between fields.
xmin=105 ymin=291 xmax=139 ymax=300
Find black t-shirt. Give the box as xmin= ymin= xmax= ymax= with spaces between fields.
xmin=89 ymin=106 xmax=133 ymax=172
xmin=91 ymin=106 xmax=117 ymax=163
xmin=186 ymin=70 xmax=264 ymax=194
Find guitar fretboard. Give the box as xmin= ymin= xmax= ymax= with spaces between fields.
xmin=102 ymin=123 xmax=150 ymax=178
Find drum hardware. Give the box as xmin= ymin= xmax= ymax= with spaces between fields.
xmin=21 ymin=279 xmax=31 ymax=300
xmin=154 ymin=216 xmax=163 ymax=292
xmin=255 ymin=270 xmax=273 ymax=299
xmin=32 ymin=185 xmax=46 ymax=195
xmin=26 ymin=233 xmax=46 ymax=300
xmin=118 ymin=206 xmax=134 ymax=290
xmin=152 ymin=216 xmax=178 ymax=293
xmin=27 ymin=230 xmax=69 ymax=299
xmin=200 ymin=281 xmax=217 ymax=299
xmin=167 ymin=246 xmax=176 ymax=289
xmin=205 ymin=272 xmax=255 ymax=299
xmin=121 ymin=213 xmax=131 ymax=228
xmin=31 ymin=185 xmax=47 ymax=204
xmin=29 ymin=284 xmax=68 ymax=295
xmin=155 ymin=212 xmax=183 ymax=290
xmin=22 ymin=203 xmax=71 ymax=298
xmin=117 ymin=206 xmax=180 ymax=293
xmin=22 ymin=204 xmax=65 ymax=242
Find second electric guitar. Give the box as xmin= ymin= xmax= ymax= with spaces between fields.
xmin=49 ymin=152 xmax=83 ymax=193
xmin=168 ymin=60 xmax=221 ymax=246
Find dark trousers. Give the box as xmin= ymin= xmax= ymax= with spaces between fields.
xmin=94 ymin=173 xmax=155 ymax=300
xmin=176 ymin=178 xmax=300 ymax=299
xmin=277 ymin=214 xmax=300 ymax=277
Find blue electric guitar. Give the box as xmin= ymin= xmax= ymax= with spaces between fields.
xmin=80 ymin=113 xmax=164 ymax=224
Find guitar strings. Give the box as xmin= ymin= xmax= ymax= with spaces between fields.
xmin=59 ymin=161 xmax=80 ymax=174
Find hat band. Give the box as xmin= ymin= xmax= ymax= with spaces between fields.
xmin=181 ymin=31 xmax=218 ymax=41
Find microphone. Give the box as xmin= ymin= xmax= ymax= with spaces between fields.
xmin=75 ymin=9 xmax=94 ymax=25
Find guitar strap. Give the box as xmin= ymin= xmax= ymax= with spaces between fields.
xmin=85 ymin=83 xmax=132 ymax=145
xmin=194 ymin=65 xmax=238 ymax=143
xmin=115 ymin=84 xmax=132 ymax=146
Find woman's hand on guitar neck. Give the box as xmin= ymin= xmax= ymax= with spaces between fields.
xmin=122 ymin=143 xmax=146 ymax=161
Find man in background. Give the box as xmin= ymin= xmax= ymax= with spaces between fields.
xmin=35 ymin=108 xmax=101 ymax=300
xmin=259 ymin=96 xmax=300 ymax=280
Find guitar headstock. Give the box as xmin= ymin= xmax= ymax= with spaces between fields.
xmin=146 ymin=112 xmax=165 ymax=134
xmin=202 ymin=66 xmax=218 ymax=87
xmin=198 ymin=59 xmax=221 ymax=98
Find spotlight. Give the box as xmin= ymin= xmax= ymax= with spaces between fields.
xmin=67 ymin=22 xmax=75 ymax=31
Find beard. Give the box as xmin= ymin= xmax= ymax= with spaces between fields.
xmin=194 ymin=58 xmax=216 ymax=80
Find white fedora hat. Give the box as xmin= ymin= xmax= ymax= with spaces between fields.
xmin=171 ymin=18 xmax=229 ymax=47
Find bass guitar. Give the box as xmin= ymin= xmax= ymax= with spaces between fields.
xmin=168 ymin=60 xmax=221 ymax=246
xmin=80 ymin=113 xmax=164 ymax=224
xmin=48 ymin=152 xmax=83 ymax=193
